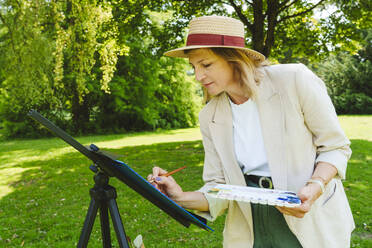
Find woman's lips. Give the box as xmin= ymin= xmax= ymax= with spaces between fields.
xmin=203 ymin=82 xmax=213 ymax=87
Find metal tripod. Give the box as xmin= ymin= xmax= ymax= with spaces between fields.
xmin=77 ymin=167 xmax=130 ymax=248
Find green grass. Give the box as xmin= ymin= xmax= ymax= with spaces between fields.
xmin=0 ymin=116 xmax=371 ymax=247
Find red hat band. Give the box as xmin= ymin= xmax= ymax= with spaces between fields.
xmin=186 ymin=33 xmax=245 ymax=47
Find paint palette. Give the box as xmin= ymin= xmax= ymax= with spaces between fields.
xmin=207 ymin=184 xmax=301 ymax=208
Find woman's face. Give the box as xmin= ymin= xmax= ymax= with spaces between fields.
xmin=188 ymin=49 xmax=238 ymax=96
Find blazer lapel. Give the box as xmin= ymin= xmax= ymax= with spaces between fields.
xmin=256 ymin=69 xmax=287 ymax=189
xmin=207 ymin=78 xmax=288 ymax=190
xmin=208 ymin=93 xmax=254 ymax=225
xmin=208 ymin=93 xmax=246 ymax=186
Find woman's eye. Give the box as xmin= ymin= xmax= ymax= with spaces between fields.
xmin=203 ymin=63 xmax=212 ymax=68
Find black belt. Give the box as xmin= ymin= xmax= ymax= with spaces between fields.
xmin=244 ymin=174 xmax=273 ymax=189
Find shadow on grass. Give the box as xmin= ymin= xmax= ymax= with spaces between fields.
xmin=0 ymin=140 xmax=223 ymax=248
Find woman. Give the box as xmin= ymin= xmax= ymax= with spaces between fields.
xmin=147 ymin=16 xmax=354 ymax=248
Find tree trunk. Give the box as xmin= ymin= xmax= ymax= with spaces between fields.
xmin=251 ymin=0 xmax=265 ymax=54
xmin=263 ymin=0 xmax=279 ymax=57
xmin=71 ymin=90 xmax=90 ymax=133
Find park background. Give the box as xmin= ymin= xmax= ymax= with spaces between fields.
xmin=0 ymin=0 xmax=371 ymax=247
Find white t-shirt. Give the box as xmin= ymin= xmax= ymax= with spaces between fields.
xmin=229 ymin=97 xmax=271 ymax=177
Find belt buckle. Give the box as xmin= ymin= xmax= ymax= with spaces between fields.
xmin=258 ymin=176 xmax=273 ymax=189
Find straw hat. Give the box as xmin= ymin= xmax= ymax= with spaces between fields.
xmin=164 ymin=16 xmax=265 ymax=62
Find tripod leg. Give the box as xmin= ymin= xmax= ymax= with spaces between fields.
xmin=108 ymin=198 xmax=130 ymax=248
xmin=77 ymin=199 xmax=99 ymax=248
xmin=99 ymin=201 xmax=112 ymax=248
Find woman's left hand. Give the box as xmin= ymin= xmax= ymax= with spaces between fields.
xmin=276 ymin=182 xmax=323 ymax=218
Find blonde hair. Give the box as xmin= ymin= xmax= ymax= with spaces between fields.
xmin=187 ymin=48 xmax=267 ymax=103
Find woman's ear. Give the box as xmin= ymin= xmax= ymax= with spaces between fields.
xmin=230 ymin=61 xmax=241 ymax=82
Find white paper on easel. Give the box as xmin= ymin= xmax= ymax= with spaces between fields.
xmin=207 ymin=184 xmax=301 ymax=208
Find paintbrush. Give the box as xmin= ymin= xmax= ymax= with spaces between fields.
xmin=148 ymin=166 xmax=187 ymax=183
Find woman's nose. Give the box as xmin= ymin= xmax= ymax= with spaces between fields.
xmin=195 ymin=67 xmax=206 ymax=82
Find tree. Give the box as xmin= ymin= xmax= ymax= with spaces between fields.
xmin=0 ymin=0 xmax=59 ymax=137
xmin=314 ymin=29 xmax=372 ymax=114
xmin=148 ymin=0 xmax=370 ymax=62
xmin=0 ymin=1 xmax=202 ymax=137
xmin=52 ymin=0 xmax=124 ymax=132
xmin=94 ymin=10 xmax=202 ymax=132
xmin=0 ymin=0 xmax=124 ymax=137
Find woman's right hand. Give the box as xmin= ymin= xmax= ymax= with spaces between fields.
xmin=147 ymin=166 xmax=184 ymax=200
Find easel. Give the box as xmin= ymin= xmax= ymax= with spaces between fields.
xmin=28 ymin=110 xmax=212 ymax=248
xmin=77 ymin=161 xmax=130 ymax=248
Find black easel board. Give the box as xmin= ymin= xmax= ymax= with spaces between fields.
xmin=28 ymin=110 xmax=213 ymax=232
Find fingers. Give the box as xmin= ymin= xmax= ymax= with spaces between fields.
xmin=147 ymin=174 xmax=160 ymax=190
xmin=276 ymin=183 xmax=321 ymax=218
xmin=147 ymin=174 xmax=153 ymax=181
xmin=276 ymin=206 xmax=291 ymax=215
xmin=147 ymin=167 xmax=182 ymax=199
xmin=152 ymin=175 xmax=173 ymax=186
xmin=152 ymin=166 xmax=168 ymax=177
xmin=274 ymin=182 xmax=324 ymax=219
xmin=147 ymin=166 xmax=167 ymax=184
xmin=276 ymin=206 xmax=304 ymax=218
xmin=276 ymin=200 xmax=311 ymax=218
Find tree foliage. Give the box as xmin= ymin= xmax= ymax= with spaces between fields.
xmin=0 ymin=0 xmax=58 ymax=136
xmin=0 ymin=0 xmax=202 ymax=138
xmin=314 ymin=29 xmax=372 ymax=114
xmin=95 ymin=43 xmax=201 ymax=132
xmin=147 ymin=0 xmax=370 ymax=62
xmin=0 ymin=0 xmax=123 ymax=135
xmin=0 ymin=1 xmax=370 ymax=138
xmin=51 ymin=0 xmax=125 ymax=132
xmin=94 ymin=9 xmax=202 ymax=132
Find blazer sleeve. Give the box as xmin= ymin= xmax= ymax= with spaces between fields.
xmin=194 ymin=108 xmax=229 ymax=221
xmin=295 ymin=64 xmax=352 ymax=179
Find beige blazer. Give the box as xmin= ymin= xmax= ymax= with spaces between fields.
xmin=195 ymin=64 xmax=355 ymax=248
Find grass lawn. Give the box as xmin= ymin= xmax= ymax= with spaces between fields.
xmin=0 ymin=116 xmax=371 ymax=247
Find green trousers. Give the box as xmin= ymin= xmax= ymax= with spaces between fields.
xmin=246 ymin=179 xmax=302 ymax=248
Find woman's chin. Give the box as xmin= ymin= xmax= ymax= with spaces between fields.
xmin=206 ymin=88 xmax=222 ymax=96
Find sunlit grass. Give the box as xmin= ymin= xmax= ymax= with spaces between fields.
xmin=339 ymin=115 xmax=372 ymax=141
xmin=0 ymin=167 xmax=38 ymax=198
xmin=92 ymin=127 xmax=202 ymax=148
